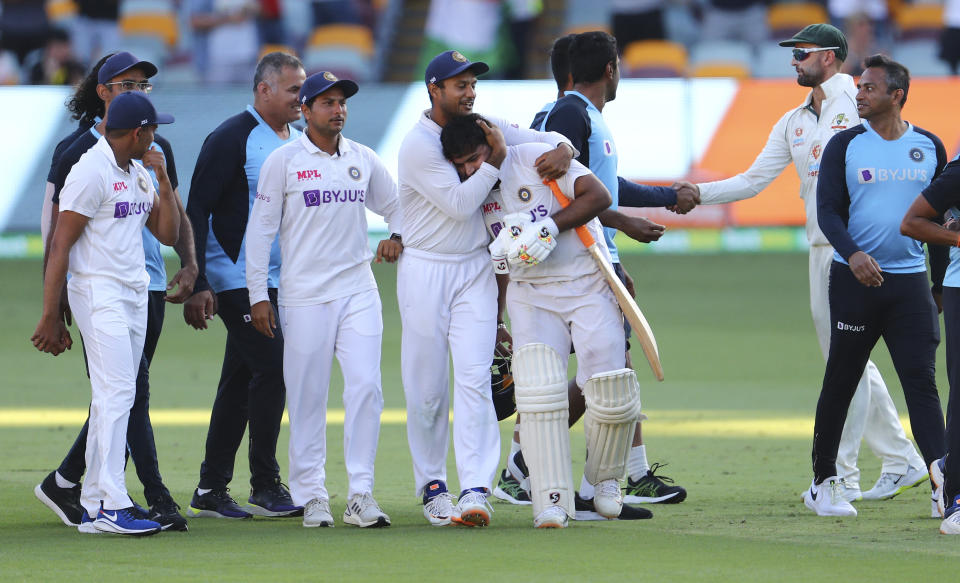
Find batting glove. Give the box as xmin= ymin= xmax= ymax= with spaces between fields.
xmin=488 ymin=226 xmax=515 ymax=274
xmin=507 ymin=217 xmax=559 ymax=267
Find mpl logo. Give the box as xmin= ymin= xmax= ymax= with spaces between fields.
xmin=858 ymin=168 xmax=876 ymax=184
xmin=296 ymin=170 xmax=322 ymax=182
xmin=113 ymin=181 xmax=128 ymax=192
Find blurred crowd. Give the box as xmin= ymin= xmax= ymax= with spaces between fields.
xmin=0 ymin=0 xmax=958 ymax=86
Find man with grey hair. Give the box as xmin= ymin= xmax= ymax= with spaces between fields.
xmin=183 ymin=51 xmax=306 ymax=519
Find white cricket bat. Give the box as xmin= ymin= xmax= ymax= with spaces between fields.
xmin=545 ymin=180 xmax=664 ymax=381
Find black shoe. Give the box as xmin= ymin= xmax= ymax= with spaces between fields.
xmin=248 ymin=479 xmax=303 ymax=517
xmin=574 ymin=492 xmax=653 ymax=521
xmin=34 ymin=471 xmax=83 ymax=526
xmin=492 ymin=469 xmax=532 ymax=505
xmin=149 ymin=495 xmax=189 ymax=531
xmin=186 ymin=488 xmax=252 ymax=519
xmin=130 ymin=499 xmax=151 ymax=519
xmin=623 ymin=462 xmax=687 ymax=504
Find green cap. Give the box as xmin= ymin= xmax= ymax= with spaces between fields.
xmin=778 ymin=23 xmax=848 ymax=62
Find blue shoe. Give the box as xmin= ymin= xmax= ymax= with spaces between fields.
xmin=93 ymin=503 xmax=162 ymax=536
xmin=940 ymin=495 xmax=960 ymax=534
xmin=186 ymin=488 xmax=252 ymax=519
xmin=248 ymin=479 xmax=303 ymax=517
xmin=77 ymin=511 xmax=103 ymax=534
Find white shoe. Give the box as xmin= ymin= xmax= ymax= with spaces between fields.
xmin=931 ymin=458 xmax=945 ymax=518
xmin=423 ymin=492 xmax=457 ymax=526
xmin=861 ymin=465 xmax=928 ymax=500
xmin=453 ymin=489 xmax=492 ymax=527
xmin=837 ymin=480 xmax=862 ymax=503
xmin=941 ymin=508 xmax=960 ymax=534
xmin=533 ymin=505 xmax=568 ymax=528
xmin=593 ymin=479 xmax=623 ymax=519
xmin=802 ymin=477 xmax=857 ymax=517
xmin=303 ymin=497 xmax=334 ymax=528
xmin=342 ymin=493 xmax=390 ymax=528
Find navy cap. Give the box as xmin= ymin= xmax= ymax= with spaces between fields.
xmin=97 ymin=51 xmax=158 ymax=84
xmin=424 ymin=50 xmax=489 ymax=85
xmin=299 ymin=71 xmax=359 ymax=105
xmin=105 ymin=92 xmax=174 ymax=130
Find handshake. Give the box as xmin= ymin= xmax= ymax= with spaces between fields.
xmin=489 ymin=213 xmax=559 ymax=273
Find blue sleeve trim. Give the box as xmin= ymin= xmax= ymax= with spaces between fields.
xmin=618 ymin=177 xmax=677 ymax=207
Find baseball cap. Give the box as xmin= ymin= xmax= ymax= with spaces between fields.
xmin=105 ymin=92 xmax=174 ymax=130
xmin=424 ymin=50 xmax=489 ymax=85
xmin=299 ymin=71 xmax=359 ymax=105
xmin=779 ymin=23 xmax=848 ymax=62
xmin=97 ymin=51 xmax=158 ymax=84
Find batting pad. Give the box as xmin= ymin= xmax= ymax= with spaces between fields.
xmin=514 ymin=343 xmax=574 ymax=518
xmin=583 ymin=369 xmax=645 ymax=484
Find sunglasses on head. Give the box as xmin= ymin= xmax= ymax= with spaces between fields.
xmin=792 ymin=47 xmax=839 ymax=61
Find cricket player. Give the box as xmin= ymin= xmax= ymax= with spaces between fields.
xmin=34 ymin=51 xmax=193 ymax=532
xmin=398 ymin=49 xmax=576 ymax=527
xmin=525 ymin=31 xmax=687 ymax=508
xmin=680 ymin=24 xmax=930 ymax=503
xmin=805 ymin=54 xmax=947 ymax=517
xmin=441 ymin=113 xmax=644 ymax=527
xmin=245 ymin=72 xmax=401 ymax=528
xmin=184 ymin=52 xmax=305 ymax=520
xmin=902 ymin=154 xmax=960 ymax=534
xmin=32 ymin=91 xmax=179 ymax=536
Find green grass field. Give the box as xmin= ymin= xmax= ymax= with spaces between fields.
xmin=2 ymin=252 xmax=958 ymax=581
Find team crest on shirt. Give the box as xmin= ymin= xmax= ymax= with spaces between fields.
xmin=518 ymin=187 xmax=531 ymax=202
xmin=348 ymin=166 xmax=361 ymax=180
xmin=795 ymin=128 xmax=803 ymax=137
xmin=451 ymin=51 xmax=467 ymax=63
xmin=811 ymin=144 xmax=822 ymax=160
xmin=909 ymin=148 xmax=924 ymax=163
xmin=137 ymin=175 xmax=148 ymax=192
xmin=831 ymin=113 xmax=850 ymax=130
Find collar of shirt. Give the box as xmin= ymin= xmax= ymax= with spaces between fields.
xmin=564 ymin=90 xmax=600 ymax=113
xmin=246 ymin=103 xmax=292 ymax=133
xmin=92 ymin=134 xmax=134 ymax=175
xmin=803 ymin=72 xmax=855 ymax=108
xmin=861 ymin=118 xmax=913 ymax=139
xmin=299 ymin=130 xmax=352 ymax=157
xmin=419 ymin=109 xmax=442 ymax=135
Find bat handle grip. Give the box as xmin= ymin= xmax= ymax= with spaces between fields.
xmin=543 ymin=179 xmax=595 ymax=248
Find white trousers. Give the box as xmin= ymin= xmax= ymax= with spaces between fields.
xmin=280 ymin=290 xmax=385 ymax=505
xmin=809 ymin=244 xmax=924 ymax=483
xmin=398 ymin=247 xmax=501 ymax=495
xmin=508 ymin=275 xmax=625 ymax=386
xmin=69 ymin=276 xmax=147 ymax=516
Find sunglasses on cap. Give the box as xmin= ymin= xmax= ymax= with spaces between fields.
xmin=792 ymin=47 xmax=840 ymax=61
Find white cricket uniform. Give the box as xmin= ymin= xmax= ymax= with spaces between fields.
xmin=483 ymin=143 xmax=625 ymax=386
xmin=246 ymin=132 xmax=402 ymax=504
xmin=397 ymin=110 xmax=573 ymax=495
xmin=697 ymin=72 xmax=923 ymax=483
xmin=58 ymin=136 xmax=156 ymax=516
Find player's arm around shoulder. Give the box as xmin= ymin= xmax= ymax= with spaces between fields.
xmin=552 ymin=162 xmax=612 ymax=233
xmin=492 ymin=114 xmax=575 ymax=180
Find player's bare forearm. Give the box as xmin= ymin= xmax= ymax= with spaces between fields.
xmin=42 ymin=202 xmax=60 ymax=281
xmin=598 ymin=209 xmax=665 ymax=243
xmin=901 ymin=195 xmax=959 ymax=246
xmin=32 ymin=212 xmax=86 ymax=354
xmin=166 ymin=196 xmax=198 ymax=303
xmin=147 ymin=175 xmax=180 ymax=246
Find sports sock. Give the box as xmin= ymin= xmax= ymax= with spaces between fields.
xmin=197 ymin=488 xmax=212 ymax=496
xmin=579 ymin=475 xmax=595 ymax=499
xmin=55 ymin=471 xmax=77 ymax=489
xmin=627 ymin=445 xmax=649 ymax=481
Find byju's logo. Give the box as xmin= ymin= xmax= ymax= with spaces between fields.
xmin=858 ymin=168 xmax=876 ymax=184
xmin=114 ymin=201 xmax=129 ymax=218
xmin=303 ymin=190 xmax=321 ymax=207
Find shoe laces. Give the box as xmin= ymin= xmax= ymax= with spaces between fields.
xmin=351 ymin=492 xmax=380 ymax=513
xmin=459 ymin=490 xmax=494 ymax=513
xmin=646 ymin=462 xmax=676 ymax=485
xmin=596 ymin=480 xmax=622 ymax=499
xmin=874 ymin=472 xmax=903 ymax=489
xmin=306 ymin=497 xmax=331 ymax=514
xmin=153 ymin=496 xmax=181 ymax=514
xmin=211 ymin=488 xmax=240 ymax=505
xmin=425 ymin=492 xmax=455 ymax=516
